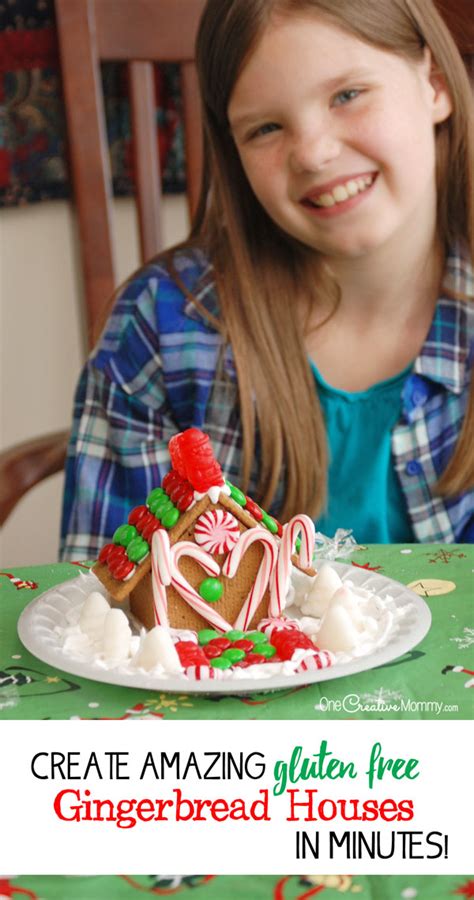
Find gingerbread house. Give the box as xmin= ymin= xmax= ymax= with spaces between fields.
xmin=93 ymin=429 xmax=316 ymax=633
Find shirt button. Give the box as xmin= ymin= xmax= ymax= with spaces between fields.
xmin=406 ymin=460 xmax=422 ymax=476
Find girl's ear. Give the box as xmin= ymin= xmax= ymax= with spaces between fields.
xmin=423 ymin=47 xmax=453 ymax=124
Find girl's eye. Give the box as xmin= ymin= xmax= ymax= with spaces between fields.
xmin=249 ymin=122 xmax=280 ymax=139
xmin=332 ymin=88 xmax=361 ymax=107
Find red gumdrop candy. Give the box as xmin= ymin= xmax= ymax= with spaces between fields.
xmin=169 ymin=429 xmax=224 ymax=492
xmin=168 ymin=434 xmax=186 ymax=478
xmin=271 ymin=630 xmax=315 ymax=660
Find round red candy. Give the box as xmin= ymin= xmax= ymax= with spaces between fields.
xmin=109 ymin=557 xmax=135 ymax=580
xmin=163 ymin=470 xmax=182 ymax=493
xmin=128 ymin=505 xmax=149 ymax=527
xmin=170 ymin=483 xmax=194 ymax=510
xmin=245 ymin=653 xmax=267 ymax=665
xmin=107 ymin=544 xmax=127 ymax=564
xmin=244 ymin=498 xmax=263 ymax=521
xmin=175 ymin=642 xmax=208 ymax=666
xmin=207 ymin=637 xmax=232 ymax=652
xmin=98 ymin=543 xmax=115 ymax=564
xmin=232 ymin=639 xmax=254 ymax=653
xmin=140 ymin=517 xmax=162 ymax=543
xmin=203 ymin=645 xmax=222 ymax=659
xmin=175 ymin=489 xmax=194 ymax=511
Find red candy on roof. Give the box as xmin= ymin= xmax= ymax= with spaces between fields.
xmin=168 ymin=428 xmax=225 ymax=493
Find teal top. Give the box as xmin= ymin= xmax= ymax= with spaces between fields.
xmin=311 ymin=361 xmax=415 ymax=543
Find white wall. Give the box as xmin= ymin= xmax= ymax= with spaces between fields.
xmin=0 ymin=195 xmax=188 ymax=567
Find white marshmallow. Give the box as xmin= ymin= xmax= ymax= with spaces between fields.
xmin=330 ymin=585 xmax=366 ymax=630
xmin=133 ymin=626 xmax=182 ymax=673
xmin=79 ymin=591 xmax=110 ymax=640
xmin=316 ymin=603 xmax=361 ymax=653
xmin=299 ymin=563 xmax=342 ymax=617
xmin=102 ymin=609 xmax=132 ymax=661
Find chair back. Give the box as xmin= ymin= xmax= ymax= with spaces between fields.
xmin=55 ymin=0 xmax=205 ymax=345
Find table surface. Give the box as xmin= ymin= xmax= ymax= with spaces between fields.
xmin=1 ymin=544 xmax=472 ymax=721
xmin=2 ymin=874 xmax=474 ymax=899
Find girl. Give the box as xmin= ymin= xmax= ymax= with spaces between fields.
xmin=60 ymin=0 xmax=474 ymax=559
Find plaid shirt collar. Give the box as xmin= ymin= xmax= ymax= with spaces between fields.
xmin=412 ymin=242 xmax=473 ymax=397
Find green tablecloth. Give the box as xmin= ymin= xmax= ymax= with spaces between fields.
xmin=2 ymin=874 xmax=474 ymax=899
xmin=1 ymin=545 xmax=472 ymax=720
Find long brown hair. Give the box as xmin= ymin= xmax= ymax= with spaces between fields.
xmin=183 ymin=0 xmax=474 ymax=519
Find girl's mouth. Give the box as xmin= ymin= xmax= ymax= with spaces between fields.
xmin=300 ymin=173 xmax=378 ymax=216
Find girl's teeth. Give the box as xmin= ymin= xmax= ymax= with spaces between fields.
xmin=318 ymin=193 xmax=336 ymax=208
xmin=313 ymin=175 xmax=374 ymax=207
xmin=332 ymin=184 xmax=349 ymax=202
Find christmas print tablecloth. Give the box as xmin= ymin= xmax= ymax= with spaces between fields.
xmin=0 ymin=545 xmax=472 ymax=720
xmin=1 ymin=874 xmax=473 ymax=899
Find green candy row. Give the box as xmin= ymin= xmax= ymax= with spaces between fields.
xmin=197 ymin=628 xmax=269 ymax=646
xmin=112 ymin=524 xmax=149 ymax=563
xmin=225 ymin=480 xmax=279 ymax=536
xmin=146 ymin=488 xmax=180 ymax=529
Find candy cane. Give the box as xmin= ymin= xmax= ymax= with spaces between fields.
xmin=151 ymin=530 xmax=172 ymax=627
xmin=222 ymin=527 xmax=278 ymax=631
xmin=170 ymin=541 xmax=232 ymax=632
xmin=270 ymin=514 xmax=315 ymax=617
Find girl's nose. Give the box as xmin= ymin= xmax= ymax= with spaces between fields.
xmin=289 ymin=129 xmax=341 ymax=174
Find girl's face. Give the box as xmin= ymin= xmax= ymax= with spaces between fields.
xmin=228 ymin=13 xmax=452 ymax=263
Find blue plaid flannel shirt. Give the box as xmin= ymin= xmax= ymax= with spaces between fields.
xmin=60 ymin=243 xmax=474 ymax=559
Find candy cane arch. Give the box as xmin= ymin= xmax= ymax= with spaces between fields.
xmin=222 ymin=527 xmax=278 ymax=631
xmin=170 ymin=542 xmax=232 ymax=632
xmin=270 ymin=514 xmax=315 ymax=617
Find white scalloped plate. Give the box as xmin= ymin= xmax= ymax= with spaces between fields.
xmin=18 ymin=564 xmax=431 ymax=695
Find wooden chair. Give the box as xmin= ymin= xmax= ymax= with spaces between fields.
xmin=0 ymin=0 xmax=205 ymax=528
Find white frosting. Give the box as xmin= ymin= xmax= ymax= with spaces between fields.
xmin=51 ymin=563 xmax=414 ymax=681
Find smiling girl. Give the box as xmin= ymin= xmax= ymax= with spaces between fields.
xmin=61 ymin=0 xmax=474 ymax=558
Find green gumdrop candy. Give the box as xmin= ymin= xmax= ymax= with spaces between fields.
xmin=198 ymin=577 xmax=224 ymax=603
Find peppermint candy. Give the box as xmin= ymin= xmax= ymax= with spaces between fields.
xmin=295 ymin=649 xmax=335 ymax=672
xmin=194 ymin=509 xmax=240 ymax=554
xmin=258 ymin=616 xmax=302 ymax=637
